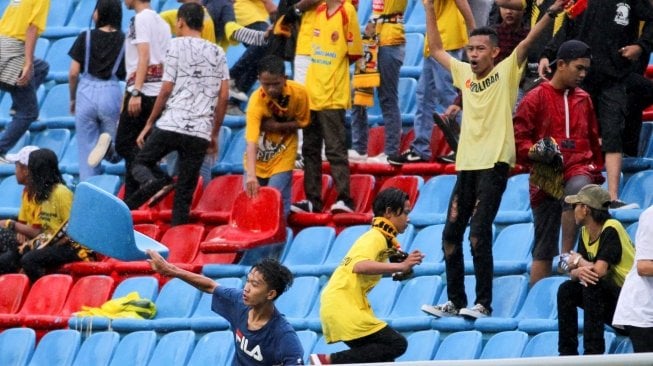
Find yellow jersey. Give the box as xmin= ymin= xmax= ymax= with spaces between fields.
xmin=0 ymin=0 xmax=50 ymax=40
xmin=370 ymin=0 xmax=406 ymax=46
xmin=423 ymin=0 xmax=469 ymax=55
xmin=234 ymin=0 xmax=270 ymax=27
xmin=159 ymin=7 xmax=217 ymax=44
xmin=581 ymin=219 xmax=635 ymax=288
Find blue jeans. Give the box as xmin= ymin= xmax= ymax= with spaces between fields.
xmin=75 ymin=74 xmax=123 ymax=181
xmin=351 ymin=44 xmax=405 ymax=156
xmin=411 ymin=51 xmax=461 ymax=160
xmin=246 ymin=170 xmax=292 ymax=218
xmin=0 ymin=58 xmax=49 ymax=154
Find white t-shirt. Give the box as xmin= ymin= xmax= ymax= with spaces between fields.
xmin=125 ymin=8 xmax=171 ymax=96
xmin=613 ymin=206 xmax=653 ymax=328
xmin=156 ymin=37 xmax=229 ymax=141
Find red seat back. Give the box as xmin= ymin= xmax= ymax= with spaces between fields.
xmin=379 ymin=175 xmax=421 ymax=207
xmin=156 ymin=176 xmax=204 ymax=211
xmin=0 ymin=274 xmax=30 ymax=314
xmin=134 ymin=224 xmax=163 ymax=240
xmin=291 ymin=172 xmax=332 ymax=203
xmin=193 ymin=175 xmax=243 ymax=214
xmin=349 ymin=174 xmax=376 ymax=212
xmin=230 ymin=187 xmax=283 ymax=233
xmin=367 ymin=126 xmax=386 ymax=157
xmin=61 ymin=275 xmax=114 ymax=316
xmin=19 ymin=274 xmax=73 ymax=316
xmin=161 ymin=224 xmax=205 ymax=263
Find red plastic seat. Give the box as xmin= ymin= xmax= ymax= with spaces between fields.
xmin=332 ymin=174 xmax=377 ymax=227
xmin=58 ymin=255 xmax=119 ymax=280
xmin=351 ymin=126 xmax=401 ymax=176
xmin=288 ymin=173 xmax=336 ymax=229
xmin=154 ymin=177 xmax=204 ymax=222
xmin=134 ymin=223 xmax=164 ymax=240
xmin=378 ymin=175 xmax=422 ymax=207
xmin=116 ymin=184 xmax=157 ymax=223
xmin=0 ymin=274 xmax=73 ymax=328
xmin=190 ymin=175 xmax=243 ymax=225
xmin=200 ymin=187 xmax=286 ymax=253
xmin=0 ymin=274 xmax=30 ymax=315
xmin=23 ymin=275 xmax=115 ymax=330
xmin=398 ymin=125 xmax=452 ymax=176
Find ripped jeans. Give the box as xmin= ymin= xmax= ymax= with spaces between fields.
xmin=441 ymin=162 xmax=509 ymax=312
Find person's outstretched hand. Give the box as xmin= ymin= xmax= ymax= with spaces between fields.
xmin=147 ymin=249 xmax=175 ymax=277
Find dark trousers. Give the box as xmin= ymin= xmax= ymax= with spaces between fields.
xmin=624 ymin=72 xmax=653 ymax=157
xmin=21 ymin=245 xmax=80 ymax=282
xmin=0 ymin=228 xmax=21 ymax=274
xmin=330 ymin=326 xmax=407 ymax=364
xmin=302 ymin=109 xmax=352 ymax=211
xmin=442 ymin=162 xmax=509 ymax=311
xmin=131 ymin=128 xmax=208 ymax=225
xmin=625 ymin=326 xmax=653 ymax=353
xmin=557 ymin=279 xmax=620 ymax=355
xmin=229 ymin=21 xmax=269 ymax=94
xmin=115 ymin=93 xmax=157 ymax=199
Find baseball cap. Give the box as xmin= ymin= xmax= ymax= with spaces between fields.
xmin=5 ymin=146 xmax=39 ymax=166
xmin=564 ymin=184 xmax=611 ymax=211
xmin=553 ymin=40 xmax=592 ymax=62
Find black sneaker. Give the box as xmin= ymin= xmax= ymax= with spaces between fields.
xmin=387 ymin=149 xmax=426 ymax=166
xmin=437 ymin=151 xmax=456 ymax=164
xmin=290 ymin=200 xmax=316 ymax=213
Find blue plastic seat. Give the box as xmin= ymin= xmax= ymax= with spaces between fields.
xmin=397 ymin=223 xmax=416 ymax=251
xmin=28 ymin=329 xmax=81 ymax=366
xmin=356 ymin=0 xmax=372 ymax=25
xmin=397 ymin=330 xmax=441 ymax=362
xmin=67 ymin=182 xmax=169 ymax=260
xmin=470 ymin=275 xmax=529 ymax=332
xmin=367 ymin=277 xmax=402 ymax=318
xmin=160 ymin=0 xmax=182 ymax=11
xmin=408 ymin=175 xmax=456 ymax=227
xmin=35 ymin=37 xmax=50 ymax=60
xmin=39 ymin=83 xmax=75 ymax=128
xmin=58 ymin=134 xmax=79 ymax=175
xmin=0 ymin=328 xmax=35 ymax=366
xmin=517 ymin=276 xmax=567 ymax=333
xmin=111 ymin=278 xmax=201 ymax=332
xmin=388 ymin=275 xmax=442 ymax=331
xmin=187 ymin=277 xmax=243 ymax=333
xmin=523 ymin=331 xmax=559 ymax=357
xmin=492 ymin=223 xmax=535 ymax=275
xmin=293 ymin=225 xmax=369 ymax=276
xmin=430 ymin=276 xmax=477 ymax=332
xmin=283 ymin=226 xmax=336 ymax=271
xmin=0 ymin=175 xmax=22 ymax=219
xmin=311 ymin=335 xmax=348 ymax=355
xmin=44 ymin=37 xmax=78 ymax=82
xmin=614 ymin=337 xmax=634 ymax=354
xmin=276 ymin=276 xmax=321 ymax=329
xmin=578 ymin=332 xmax=617 ymax=354
xmin=495 ymin=173 xmax=532 ymax=224
xmin=84 ymin=174 xmax=122 ymax=195
xmin=72 ymin=331 xmax=120 ymax=366
xmin=0 ymin=132 xmax=30 ymax=175
xmin=480 ymin=331 xmax=529 ymax=359
xmin=108 ymin=331 xmax=157 ymax=366
xmin=66 ymin=0 xmax=97 ymax=31
xmin=212 ymin=128 xmax=245 ymax=174
xmin=611 ymin=170 xmax=653 ymax=223
xmin=400 ymin=33 xmax=425 ymax=78
xmin=41 ymin=0 xmax=76 ymax=38
xmin=146 ymin=331 xmax=196 ymax=366
xmin=409 ymin=225 xmax=446 ymax=275
xmin=433 ymin=330 xmax=483 ymax=360
xmin=404 ymin=1 xmax=425 ymax=33
xmin=187 ymin=331 xmax=234 ymax=366
xmin=30 ymin=128 xmax=71 ymax=159
xmin=296 ymin=330 xmax=318 ymax=364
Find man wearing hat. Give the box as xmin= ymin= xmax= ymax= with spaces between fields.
xmin=557 ymin=184 xmax=634 ymax=355
xmin=514 ymin=39 xmax=604 ymax=286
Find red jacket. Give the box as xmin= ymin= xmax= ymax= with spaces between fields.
xmin=514 ymin=82 xmax=604 ymax=203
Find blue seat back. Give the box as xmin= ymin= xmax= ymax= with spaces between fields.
xmin=296 ymin=330 xmax=317 ymax=364
xmin=35 ymin=37 xmax=50 ymax=60
xmin=29 ymin=329 xmax=81 ymax=366
xmin=312 ymin=335 xmax=348 ymax=355
xmin=614 ymin=337 xmax=634 ymax=354
xmin=522 ymin=331 xmax=558 ymax=357
xmin=407 ymin=224 xmax=445 ymax=263
xmin=154 ymin=278 xmax=201 ymax=319
xmin=72 ymin=331 xmax=120 ymax=366
xmin=187 ymin=331 xmax=234 ymax=366
xmin=517 ymin=276 xmax=567 ymax=320
xmin=30 ymin=128 xmax=71 ymax=159
xmin=0 ymin=328 xmax=35 ymax=366
xmin=408 ymin=175 xmax=456 ymax=226
xmin=147 ymin=331 xmax=196 ymax=366
xmin=323 ymin=225 xmax=369 ymax=265
xmin=403 ymin=33 xmax=425 ymax=67
xmin=480 ymin=331 xmax=529 ymax=359
xmin=40 ymin=84 xmax=73 ymax=121
xmin=433 ymin=330 xmax=483 ymax=360
xmin=621 ymin=170 xmax=653 ymax=208
xmin=397 ymin=330 xmax=440 ymax=362
xmin=84 ymin=174 xmax=122 ymax=195
xmin=67 ymin=0 xmax=97 ymax=28
xmin=191 ymin=277 xmax=242 ymax=318
xmin=282 ymin=226 xmax=335 ymax=266
xmin=112 ymin=276 xmax=160 ymax=301
xmin=275 ymin=276 xmax=320 ymax=318
xmin=390 ymin=275 xmax=442 ymax=317
xmin=109 ymin=331 xmax=157 ymax=366
xmin=492 ymin=275 xmax=529 ymax=318
xmin=0 ymin=175 xmax=23 ymax=218
xmin=67 ymin=182 xmax=169 ymax=260
xmin=367 ymin=277 xmax=401 ymax=318
xmin=46 ymin=0 xmax=73 ymax=27
xmin=59 ymin=134 xmax=79 ymax=174
xmin=217 ymin=125 xmax=232 ymax=162
xmin=44 ymin=37 xmax=77 ymax=80
xmin=493 ymin=223 xmax=535 ymax=261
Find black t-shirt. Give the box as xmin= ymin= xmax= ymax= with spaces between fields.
xmin=68 ymin=29 xmax=126 ymax=80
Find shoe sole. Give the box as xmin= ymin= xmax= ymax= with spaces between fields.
xmin=458 ymin=308 xmax=489 ymax=319
xmin=611 ymin=203 xmax=640 ymax=210
xmin=87 ymin=133 xmax=112 ymax=168
xmin=420 ymin=304 xmax=458 ymax=318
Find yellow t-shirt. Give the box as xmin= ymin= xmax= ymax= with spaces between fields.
xmin=371 ymin=0 xmax=406 ymax=46
xmin=451 ymin=50 xmax=524 ymax=170
xmin=423 ymin=0 xmax=468 ymax=55
xmin=18 ymin=183 xmax=72 ymax=235
xmin=320 ymin=229 xmax=390 ymax=343
xmin=581 ymin=219 xmax=635 ymax=288
xmin=159 ymin=8 xmax=217 ymax=44
xmin=234 ymin=0 xmax=269 ymax=27
xmin=0 ymin=0 xmax=50 ymax=40
xmin=244 ymin=80 xmax=310 ymax=177
xmin=305 ymin=1 xmax=363 ymax=110
xmin=296 ymin=6 xmax=319 ymax=56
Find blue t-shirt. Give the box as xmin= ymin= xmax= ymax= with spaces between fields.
xmin=212 ymin=286 xmax=304 ymax=365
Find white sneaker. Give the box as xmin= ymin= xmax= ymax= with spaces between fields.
xmin=88 ymin=133 xmax=112 ymax=168
xmin=348 ymin=149 xmax=368 ymax=162
xmin=330 ymin=200 xmax=354 ymax=213
xmin=366 ymin=153 xmax=388 ymax=164
xmin=421 ymin=301 xmax=460 ymax=318
xmin=229 ymin=80 xmax=248 ymax=102
xmin=459 ymin=303 xmax=491 ymax=319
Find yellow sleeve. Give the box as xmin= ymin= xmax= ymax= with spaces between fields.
xmin=346 ymin=230 xmax=387 ymax=268
xmin=30 ymin=0 xmax=50 ymax=35
xmin=53 ymin=185 xmax=73 ymax=225
xmin=245 ymin=89 xmax=266 ymax=143
xmin=345 ymin=4 xmax=363 ymax=58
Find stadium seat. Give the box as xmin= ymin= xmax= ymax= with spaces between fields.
xmin=578 ymin=332 xmax=617 ymax=354
xmin=41 ymin=0 xmax=76 ymax=38
xmin=474 ymin=275 xmax=530 ymax=332
xmin=110 ymin=278 xmax=201 ymax=332
xmin=611 ymin=170 xmax=653 ymax=223
xmin=44 ymin=37 xmax=77 ymax=82
xmin=276 ymin=276 xmax=321 ymax=329
xmin=35 ymin=37 xmax=50 ymax=60
xmin=58 ymin=134 xmax=79 ymax=175
xmin=84 ymin=174 xmax=122 ymax=195
xmin=492 ymin=223 xmax=535 ymax=275
xmin=39 ymin=83 xmax=75 ymax=128
xmin=404 ymin=2 xmax=425 ymax=33
xmin=67 ymin=182 xmax=169 ymax=261
xmin=72 ymin=331 xmax=120 ymax=366
xmin=0 ymin=274 xmax=73 ymax=329
xmin=282 ymin=226 xmax=336 ymax=275
xmin=296 ymin=330 xmax=318 ymax=364
xmin=287 ymin=173 xmax=337 ymax=229
xmin=331 ymin=174 xmax=377 ymax=227
xmin=68 ymin=275 xmax=159 ymax=331
xmin=0 ymin=274 xmax=30 ymax=315
xmin=108 ymin=330 xmax=157 ymax=366
xmin=400 ymin=33 xmax=425 ymax=78
xmin=212 ymin=128 xmax=245 ymax=174
xmin=146 ymin=331 xmax=196 ymax=366
xmin=186 ymin=277 xmax=243 ymax=333
xmin=0 ymin=132 xmax=30 ymax=175
xmin=0 ymin=175 xmax=23 ymax=219
xmin=397 ymin=223 xmax=416 ymax=250
xmin=397 ymin=127 xmax=454 ymax=176
xmin=160 ymin=0 xmax=182 ymax=11
xmin=134 ymin=224 xmax=163 ymax=240
xmin=24 ymin=275 xmax=114 ymax=331
xmin=397 ymin=330 xmax=440 ymax=362
xmin=30 ymin=128 xmax=71 ymax=159
xmin=522 ymin=331 xmax=559 ymax=357
xmin=614 ymin=337 xmax=634 ymax=354
xmin=517 ymin=276 xmax=568 ymax=333
xmin=433 ymin=330 xmax=483 ymax=360
xmin=480 ymin=331 xmax=529 ymax=359
xmin=28 ymin=329 xmax=81 ymax=366
xmin=66 ymin=0 xmax=97 ymax=31
xmin=388 ymin=275 xmax=442 ymax=331
xmin=311 ymin=335 xmax=349 ymax=356
xmin=190 ymin=174 xmax=243 ymax=225
xmin=399 ymin=78 xmax=418 ymax=124
xmin=494 ymin=174 xmax=532 ymax=224
xmin=408 ymin=175 xmax=457 ymax=227
xmin=199 ymin=187 xmax=286 ymax=254
xmin=431 ymin=276 xmax=482 ymax=332
xmin=151 ymin=177 xmax=204 ymax=223
xmin=0 ymin=327 xmax=35 ymax=366
xmin=187 ymin=331 xmax=234 ymax=366
xmin=367 ymin=277 xmax=402 ymax=318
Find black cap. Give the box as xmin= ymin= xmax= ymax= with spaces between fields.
xmin=555 ymin=40 xmax=592 ymax=61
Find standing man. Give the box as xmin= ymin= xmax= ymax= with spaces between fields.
xmin=147 ymin=250 xmax=305 ymax=365
xmin=114 ymin=0 xmax=171 ymax=201
xmin=0 ymin=0 xmax=50 ymax=162
xmin=514 ymin=40 xmax=604 ymax=286
xmin=420 ymin=0 xmax=570 ymax=319
xmin=244 ymin=55 xmax=309 ymax=218
xmin=125 ymin=2 xmax=229 ymax=226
